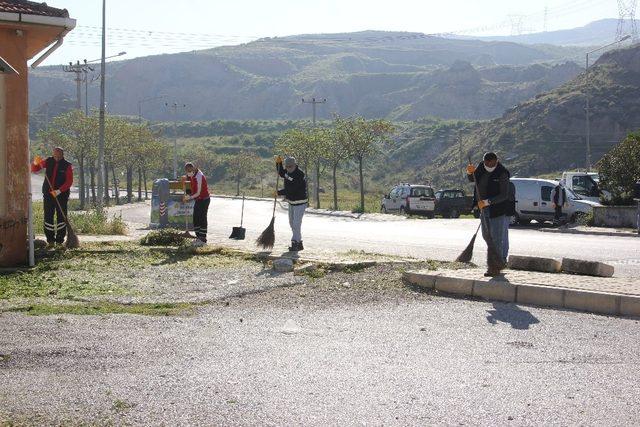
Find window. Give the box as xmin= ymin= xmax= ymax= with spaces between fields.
xmin=541 ymin=186 xmax=553 ymax=202
xmin=410 ymin=187 xmax=434 ymax=197
xmin=572 ymin=175 xmax=599 ymax=197
xmin=389 ymin=187 xmax=399 ymax=198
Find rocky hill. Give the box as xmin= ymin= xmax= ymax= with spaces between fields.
xmin=395 ymin=43 xmax=640 ymax=186
xmin=29 ymin=30 xmax=584 ymax=123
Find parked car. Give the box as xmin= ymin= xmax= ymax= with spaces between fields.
xmin=510 ymin=178 xmax=601 ymax=225
xmin=434 ymin=189 xmax=474 ymax=218
xmin=381 ymin=184 xmax=436 ymax=217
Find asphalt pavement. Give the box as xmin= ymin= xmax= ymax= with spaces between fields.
xmin=1 ymin=280 xmax=639 ymax=425
xmin=112 ymin=197 xmax=640 ymax=278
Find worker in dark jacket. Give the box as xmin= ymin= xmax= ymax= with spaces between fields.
xmin=31 ymin=147 xmax=74 ymax=248
xmin=275 ymin=155 xmax=308 ymax=251
xmin=551 ymin=180 xmax=569 ymax=226
xmin=467 ymin=152 xmax=511 ymax=275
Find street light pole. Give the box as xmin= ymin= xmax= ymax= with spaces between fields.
xmin=165 ymin=102 xmax=186 ymax=179
xmin=97 ymin=0 xmax=106 ymax=210
xmin=584 ymin=35 xmax=630 ymax=171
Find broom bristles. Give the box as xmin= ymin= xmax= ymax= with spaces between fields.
xmin=64 ymin=222 xmax=80 ymax=249
xmin=256 ymin=217 xmax=275 ymax=250
xmin=455 ymin=233 xmax=477 ymax=263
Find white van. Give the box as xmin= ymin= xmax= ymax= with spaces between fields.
xmin=510 ymin=178 xmax=601 ymax=225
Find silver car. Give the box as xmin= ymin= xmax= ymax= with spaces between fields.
xmin=381 ymin=184 xmax=436 ymax=217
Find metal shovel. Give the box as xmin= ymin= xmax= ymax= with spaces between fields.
xmin=229 ymin=194 xmax=246 ymax=240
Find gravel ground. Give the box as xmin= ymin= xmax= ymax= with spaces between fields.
xmin=1 ymin=261 xmax=640 ymax=426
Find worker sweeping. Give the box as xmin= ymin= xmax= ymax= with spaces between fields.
xmin=31 ymin=147 xmax=74 ymax=249
xmin=275 ymin=155 xmax=308 ymax=252
xmin=466 ymin=152 xmax=512 ymax=276
xmin=183 ymin=162 xmax=210 ymax=247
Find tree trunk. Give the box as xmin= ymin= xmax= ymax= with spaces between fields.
xmin=236 ymin=174 xmax=241 ymax=196
xmin=126 ymin=166 xmax=133 ymax=204
xmin=315 ymin=160 xmax=320 ymax=209
xmin=112 ymin=165 xmax=120 ymax=205
xmin=89 ymin=162 xmax=96 ymax=205
xmin=137 ymin=167 xmax=143 ymax=202
xmin=332 ymin=163 xmax=338 ymax=211
xmin=143 ymin=168 xmax=148 ymax=199
xmin=359 ymin=156 xmax=365 ymax=212
xmin=104 ymin=163 xmax=110 ymax=206
xmin=78 ymin=156 xmax=85 ymax=210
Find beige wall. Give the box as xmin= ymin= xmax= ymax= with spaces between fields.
xmin=0 ymin=74 xmax=5 ymax=218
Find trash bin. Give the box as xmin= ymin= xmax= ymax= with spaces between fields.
xmin=150 ymin=178 xmax=194 ymax=229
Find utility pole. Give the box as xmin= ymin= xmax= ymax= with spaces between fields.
xmin=63 ymin=60 xmax=91 ymax=110
xmin=302 ymin=97 xmax=326 ymax=208
xmin=165 ymin=102 xmax=186 ymax=179
xmin=97 ymin=0 xmax=107 ymax=210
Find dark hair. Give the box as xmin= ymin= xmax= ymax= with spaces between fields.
xmin=184 ymin=162 xmax=195 ymax=169
xmin=483 ymin=152 xmax=498 ymax=162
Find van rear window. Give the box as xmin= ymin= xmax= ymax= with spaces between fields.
xmin=411 ymin=187 xmax=434 ymax=197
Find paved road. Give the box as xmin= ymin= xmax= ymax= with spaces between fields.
xmin=2 ymin=282 xmax=639 ymax=425
xmin=112 ymin=197 xmax=640 ymax=278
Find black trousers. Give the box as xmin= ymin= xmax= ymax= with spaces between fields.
xmin=43 ymin=192 xmax=69 ymax=243
xmin=554 ymin=206 xmax=563 ymax=222
xmin=193 ymin=198 xmax=210 ymax=242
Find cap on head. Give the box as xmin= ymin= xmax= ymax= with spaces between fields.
xmin=483 ymin=152 xmax=497 ymax=162
xmin=284 ymin=157 xmax=296 ymax=168
xmin=184 ymin=162 xmax=194 ymax=170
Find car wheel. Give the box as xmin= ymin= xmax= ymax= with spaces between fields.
xmin=450 ymin=208 xmax=460 ymax=219
xmin=426 ymin=212 xmax=435 ymax=219
xmin=472 ymin=208 xmax=480 ymax=219
xmin=509 ymin=214 xmax=520 ymax=226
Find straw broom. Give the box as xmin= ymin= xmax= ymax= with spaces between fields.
xmin=256 ymin=173 xmax=280 ymax=250
xmin=44 ymin=174 xmax=79 ymax=249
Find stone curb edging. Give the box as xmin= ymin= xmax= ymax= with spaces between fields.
xmin=539 ymin=227 xmax=638 ymax=238
xmin=402 ymin=270 xmax=640 ymax=318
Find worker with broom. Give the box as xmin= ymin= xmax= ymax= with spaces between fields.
xmin=31 ymin=147 xmax=74 ymax=249
xmin=466 ymin=152 xmax=512 ymax=276
xmin=275 ymin=155 xmax=308 ymax=252
xmin=183 ymin=162 xmax=210 ymax=247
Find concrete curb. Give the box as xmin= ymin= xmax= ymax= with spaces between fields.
xmin=539 ymin=227 xmax=638 ymax=238
xmin=403 ymin=270 xmax=640 ymax=318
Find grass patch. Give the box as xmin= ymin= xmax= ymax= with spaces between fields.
xmin=0 ymin=242 xmax=257 ymax=303
xmin=5 ymin=301 xmax=198 ymax=316
xmin=32 ymin=201 xmax=128 ymax=235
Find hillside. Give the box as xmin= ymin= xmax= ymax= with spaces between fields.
xmin=462 ymin=19 xmax=631 ymax=47
xmin=395 ymin=43 xmax=640 ymax=186
xmin=29 ymin=30 xmax=584 ymax=123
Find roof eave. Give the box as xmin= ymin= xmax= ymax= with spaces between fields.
xmin=0 ymin=11 xmax=76 ymax=31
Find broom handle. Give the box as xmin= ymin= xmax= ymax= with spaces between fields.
xmin=240 ymin=194 xmax=245 ymax=227
xmin=44 ymin=174 xmax=70 ymax=224
xmin=272 ymin=172 xmax=279 ymax=217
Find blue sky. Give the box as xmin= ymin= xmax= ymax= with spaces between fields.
xmin=39 ymin=0 xmax=619 ymax=66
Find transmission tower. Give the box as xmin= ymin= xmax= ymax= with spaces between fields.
xmin=508 ymin=15 xmax=526 ymax=36
xmin=617 ymin=0 xmax=639 ymax=41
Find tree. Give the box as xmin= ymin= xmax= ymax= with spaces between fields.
xmin=597 ymin=133 xmax=640 ymax=205
xmin=37 ymin=110 xmax=96 ymax=209
xmin=227 ymin=150 xmax=260 ymax=196
xmin=343 ymin=117 xmax=395 ymax=212
xmin=324 ymin=117 xmax=350 ymax=210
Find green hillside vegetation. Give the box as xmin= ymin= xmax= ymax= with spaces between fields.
xmin=29 ymin=31 xmax=585 ymax=123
